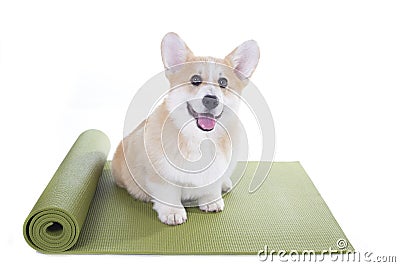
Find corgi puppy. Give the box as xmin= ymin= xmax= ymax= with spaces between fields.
xmin=112 ymin=32 xmax=259 ymax=225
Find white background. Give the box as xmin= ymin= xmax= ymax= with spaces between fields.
xmin=1 ymin=0 xmax=399 ymax=266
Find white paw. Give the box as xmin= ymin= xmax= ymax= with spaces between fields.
xmin=156 ymin=206 xmax=187 ymax=225
xmin=199 ymin=198 xmax=224 ymax=212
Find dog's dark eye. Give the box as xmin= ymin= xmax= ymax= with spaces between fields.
xmin=218 ymin=77 xmax=228 ymax=88
xmin=190 ymin=75 xmax=202 ymax=86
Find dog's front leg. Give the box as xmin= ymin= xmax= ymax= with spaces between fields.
xmin=149 ymin=181 xmax=187 ymax=225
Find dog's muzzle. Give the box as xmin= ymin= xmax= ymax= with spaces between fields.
xmin=187 ymin=102 xmax=223 ymax=131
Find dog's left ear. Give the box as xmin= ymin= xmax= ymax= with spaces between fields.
xmin=225 ymin=40 xmax=260 ymax=80
xmin=161 ymin=32 xmax=193 ymax=71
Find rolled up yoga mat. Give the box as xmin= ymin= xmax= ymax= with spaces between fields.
xmin=23 ymin=129 xmax=353 ymax=254
xmin=23 ymin=129 xmax=110 ymax=253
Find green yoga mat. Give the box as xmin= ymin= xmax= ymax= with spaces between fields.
xmin=23 ymin=129 xmax=353 ymax=254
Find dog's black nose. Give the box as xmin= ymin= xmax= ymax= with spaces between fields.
xmin=202 ymin=94 xmax=219 ymax=110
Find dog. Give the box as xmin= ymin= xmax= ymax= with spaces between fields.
xmin=112 ymin=32 xmax=259 ymax=225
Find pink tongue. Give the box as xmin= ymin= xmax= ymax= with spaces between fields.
xmin=197 ymin=116 xmax=216 ymax=131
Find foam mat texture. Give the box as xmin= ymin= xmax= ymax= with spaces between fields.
xmin=23 ymin=130 xmax=353 ymax=254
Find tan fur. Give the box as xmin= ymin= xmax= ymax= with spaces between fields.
xmin=112 ymin=120 xmax=152 ymax=202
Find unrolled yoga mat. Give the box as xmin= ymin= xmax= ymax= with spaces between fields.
xmin=23 ymin=129 xmax=353 ymax=254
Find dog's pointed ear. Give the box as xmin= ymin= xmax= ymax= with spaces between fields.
xmin=161 ymin=32 xmax=193 ymax=70
xmin=225 ymin=40 xmax=260 ymax=80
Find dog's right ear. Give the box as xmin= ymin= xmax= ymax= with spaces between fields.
xmin=161 ymin=32 xmax=193 ymax=71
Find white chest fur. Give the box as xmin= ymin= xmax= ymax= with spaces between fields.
xmin=151 ymin=123 xmax=231 ymax=188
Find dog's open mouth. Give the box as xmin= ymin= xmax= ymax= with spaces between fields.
xmin=187 ymin=102 xmax=222 ymax=131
